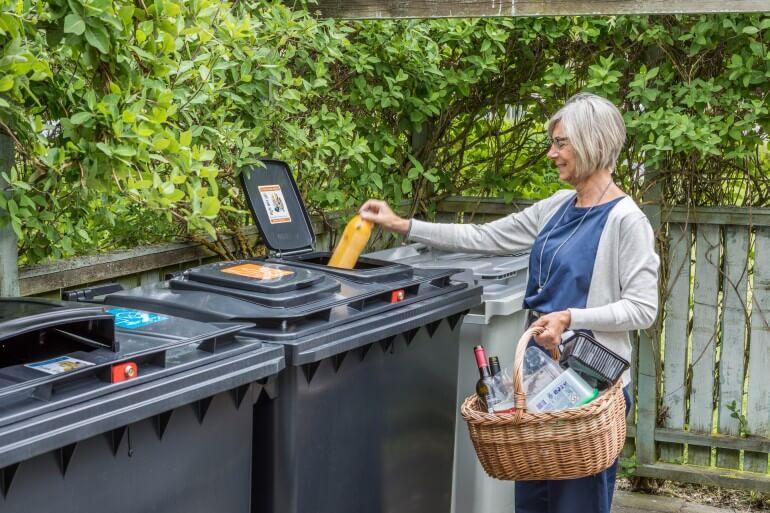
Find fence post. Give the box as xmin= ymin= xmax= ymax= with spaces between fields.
xmin=0 ymin=132 xmax=19 ymax=297
xmin=636 ymin=170 xmax=663 ymax=465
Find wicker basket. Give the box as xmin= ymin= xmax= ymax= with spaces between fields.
xmin=460 ymin=327 xmax=627 ymax=481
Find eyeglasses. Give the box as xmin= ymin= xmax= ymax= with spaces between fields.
xmin=548 ymin=136 xmax=570 ymax=151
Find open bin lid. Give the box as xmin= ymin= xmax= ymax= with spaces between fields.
xmin=0 ymin=298 xmax=286 ymax=469
xmin=240 ymin=159 xmax=315 ymax=256
xmin=0 ymin=298 xmax=267 ymax=428
xmin=0 ymin=298 xmax=116 ymax=351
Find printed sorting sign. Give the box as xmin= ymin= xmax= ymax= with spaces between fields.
xmin=107 ymin=308 xmax=169 ymax=329
xmin=222 ymin=263 xmax=295 ymax=280
xmin=258 ymin=184 xmax=291 ymax=224
xmin=26 ymin=356 xmax=94 ymax=375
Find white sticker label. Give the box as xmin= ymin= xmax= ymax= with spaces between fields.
xmin=258 ymin=184 xmax=291 ymax=224
xmin=25 ymin=356 xmax=94 ymax=375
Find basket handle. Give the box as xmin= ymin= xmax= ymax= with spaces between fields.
xmin=511 ymin=326 xmax=561 ymax=411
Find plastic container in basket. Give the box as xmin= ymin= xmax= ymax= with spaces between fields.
xmin=460 ymin=327 xmax=627 ymax=481
xmin=560 ymin=331 xmax=630 ymax=388
xmin=521 ymin=346 xmax=598 ymax=412
xmin=529 ymin=368 xmax=599 ymax=413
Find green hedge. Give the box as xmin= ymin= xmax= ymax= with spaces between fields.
xmin=1 ymin=3 xmax=768 ymax=262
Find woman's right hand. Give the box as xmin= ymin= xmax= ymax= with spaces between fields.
xmin=359 ymin=199 xmax=411 ymax=234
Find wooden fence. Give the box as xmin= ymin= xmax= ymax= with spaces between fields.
xmin=16 ymin=196 xmax=770 ymax=492
xmin=313 ymin=0 xmax=770 ymax=19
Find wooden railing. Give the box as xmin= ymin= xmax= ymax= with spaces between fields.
xmin=16 ymin=196 xmax=770 ymax=492
xmin=19 ymin=221 xmax=334 ymax=298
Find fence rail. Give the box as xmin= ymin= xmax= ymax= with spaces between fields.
xmin=15 ymin=195 xmax=770 ymax=492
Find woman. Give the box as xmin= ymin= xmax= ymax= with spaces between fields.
xmin=359 ymin=92 xmax=659 ymax=513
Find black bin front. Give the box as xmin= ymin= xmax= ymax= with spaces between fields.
xmin=103 ymin=258 xmax=481 ymax=513
xmin=0 ymin=298 xmax=284 ymax=513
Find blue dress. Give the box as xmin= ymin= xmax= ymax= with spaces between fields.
xmin=516 ymin=193 xmax=631 ymax=513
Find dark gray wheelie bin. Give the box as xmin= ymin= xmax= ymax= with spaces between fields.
xmin=0 ymin=298 xmax=284 ymax=513
xmin=98 ymin=159 xmax=482 ymax=513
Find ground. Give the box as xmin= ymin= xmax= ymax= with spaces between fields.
xmin=614 ymin=478 xmax=770 ymax=513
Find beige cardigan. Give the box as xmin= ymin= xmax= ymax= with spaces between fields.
xmin=407 ymin=190 xmax=660 ymax=385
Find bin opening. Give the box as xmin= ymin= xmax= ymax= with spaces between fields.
xmin=290 ymin=254 xmax=391 ymax=270
xmin=278 ymin=253 xmax=415 ymax=283
xmin=0 ymin=318 xmax=114 ymax=370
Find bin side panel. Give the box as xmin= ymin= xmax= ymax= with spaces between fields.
xmin=1 ymin=390 xmax=253 ymax=513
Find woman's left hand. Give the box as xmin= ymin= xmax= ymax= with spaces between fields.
xmin=531 ymin=310 xmax=571 ymax=350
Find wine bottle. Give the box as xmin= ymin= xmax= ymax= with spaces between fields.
xmin=474 ymin=345 xmax=501 ymax=413
xmin=488 ymin=356 xmax=501 ymax=377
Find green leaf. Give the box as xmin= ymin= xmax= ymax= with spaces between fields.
xmin=401 ymin=178 xmax=412 ymax=194
xmin=96 ymin=142 xmax=113 ymax=156
xmin=70 ymin=112 xmax=93 ymax=125
xmin=114 ymin=145 xmax=137 ymax=157
xmin=10 ymin=219 xmax=22 ymax=240
xmin=85 ymin=23 xmax=110 ymax=54
xmin=76 ymin=228 xmax=91 ymax=241
xmin=200 ymin=196 xmax=220 ymax=217
xmin=64 ymin=13 xmax=86 ymax=35
xmin=134 ymin=124 xmax=154 ymax=137
xmin=0 ymin=75 xmax=14 ymax=92
xmin=153 ymin=138 xmax=171 ymax=151
xmin=371 ymin=173 xmax=383 ymax=190
xmin=407 ymin=154 xmax=424 ymax=174
xmin=199 ymin=218 xmax=217 ymax=239
xmin=180 ymin=130 xmax=192 ymax=147
xmin=742 ymin=26 xmax=759 ymax=35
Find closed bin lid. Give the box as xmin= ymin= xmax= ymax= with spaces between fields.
xmin=366 ymin=243 xmax=530 ymax=300
xmin=170 ymin=260 xmax=341 ymax=307
xmin=240 ymin=160 xmax=315 ymax=255
xmin=179 ymin=261 xmax=325 ymax=293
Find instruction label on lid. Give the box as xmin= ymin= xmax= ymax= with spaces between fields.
xmin=25 ymin=356 xmax=94 ymax=375
xmin=258 ymin=184 xmax=291 ymax=224
xmin=222 ymin=263 xmax=295 ymax=280
xmin=107 ymin=308 xmax=169 ymax=329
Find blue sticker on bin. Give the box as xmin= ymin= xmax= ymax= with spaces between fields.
xmin=107 ymin=308 xmax=168 ymax=329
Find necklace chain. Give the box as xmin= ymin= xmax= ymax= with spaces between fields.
xmin=536 ymin=180 xmax=614 ymax=293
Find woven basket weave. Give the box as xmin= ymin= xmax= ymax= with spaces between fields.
xmin=460 ymin=327 xmax=627 ymax=481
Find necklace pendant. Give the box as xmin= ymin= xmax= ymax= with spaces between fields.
xmin=537 ymin=287 xmax=542 ymax=293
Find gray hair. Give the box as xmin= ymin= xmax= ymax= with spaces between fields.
xmin=547 ymin=92 xmax=626 ymax=180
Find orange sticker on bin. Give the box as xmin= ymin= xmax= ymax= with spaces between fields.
xmin=222 ymin=264 xmax=294 ymax=280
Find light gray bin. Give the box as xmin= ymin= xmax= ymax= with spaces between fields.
xmin=367 ymin=243 xmax=530 ymax=513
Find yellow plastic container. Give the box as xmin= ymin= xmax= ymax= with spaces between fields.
xmin=328 ymin=215 xmax=373 ymax=269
